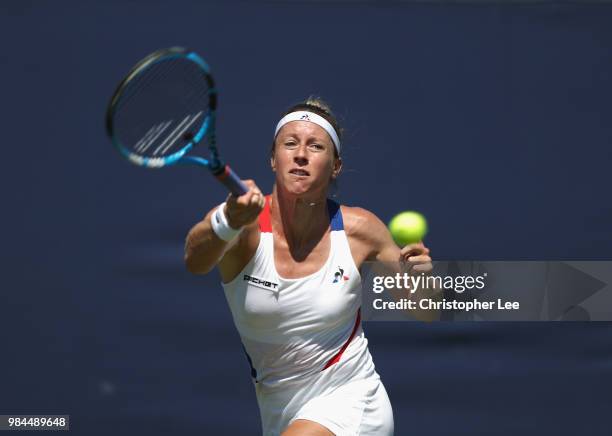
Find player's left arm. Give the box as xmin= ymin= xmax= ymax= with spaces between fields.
xmin=345 ymin=206 xmax=432 ymax=271
xmin=345 ymin=207 xmax=437 ymax=321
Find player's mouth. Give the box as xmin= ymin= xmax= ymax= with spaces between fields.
xmin=289 ymin=168 xmax=310 ymax=177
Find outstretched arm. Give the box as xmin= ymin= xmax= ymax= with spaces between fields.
xmin=184 ymin=180 xmax=264 ymax=275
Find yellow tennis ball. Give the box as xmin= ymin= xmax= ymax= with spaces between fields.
xmin=388 ymin=211 xmax=428 ymax=246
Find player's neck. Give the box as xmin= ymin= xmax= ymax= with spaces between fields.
xmin=271 ymin=186 xmax=329 ymax=250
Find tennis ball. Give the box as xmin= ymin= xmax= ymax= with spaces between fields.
xmin=388 ymin=211 xmax=428 ymax=246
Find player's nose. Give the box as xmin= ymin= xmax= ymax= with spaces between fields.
xmin=293 ymin=155 xmax=308 ymax=166
xmin=293 ymin=144 xmax=308 ymax=164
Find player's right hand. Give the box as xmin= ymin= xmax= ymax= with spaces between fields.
xmin=224 ymin=180 xmax=265 ymax=229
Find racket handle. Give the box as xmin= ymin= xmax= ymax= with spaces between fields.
xmin=214 ymin=165 xmax=249 ymax=196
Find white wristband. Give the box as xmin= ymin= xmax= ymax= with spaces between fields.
xmin=211 ymin=203 xmax=243 ymax=242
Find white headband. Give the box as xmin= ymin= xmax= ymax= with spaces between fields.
xmin=274 ymin=111 xmax=341 ymax=154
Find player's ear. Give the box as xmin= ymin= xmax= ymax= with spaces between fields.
xmin=331 ymin=156 xmax=342 ymax=179
xmin=270 ymin=142 xmax=276 ymax=172
xmin=270 ymin=154 xmax=276 ymax=172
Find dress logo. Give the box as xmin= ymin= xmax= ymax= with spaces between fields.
xmin=332 ymin=266 xmax=349 ymax=283
xmin=243 ymin=274 xmax=279 ymax=291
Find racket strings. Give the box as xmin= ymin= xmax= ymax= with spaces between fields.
xmin=114 ymin=56 xmax=183 ymax=112
xmin=113 ymin=56 xmax=212 ymax=158
xmin=122 ymin=64 xmax=208 ymax=152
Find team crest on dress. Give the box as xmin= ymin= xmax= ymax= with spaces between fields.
xmin=332 ymin=266 xmax=349 ymax=283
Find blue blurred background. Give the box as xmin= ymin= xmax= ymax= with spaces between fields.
xmin=1 ymin=1 xmax=611 ymax=434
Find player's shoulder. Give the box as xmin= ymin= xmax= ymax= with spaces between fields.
xmin=340 ymin=204 xmax=388 ymax=241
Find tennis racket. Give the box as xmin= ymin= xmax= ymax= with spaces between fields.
xmin=105 ymin=47 xmax=247 ymax=196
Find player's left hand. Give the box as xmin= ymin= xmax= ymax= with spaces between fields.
xmin=400 ymin=242 xmax=432 ymax=274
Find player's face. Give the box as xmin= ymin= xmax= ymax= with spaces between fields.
xmin=271 ymin=121 xmax=341 ymax=197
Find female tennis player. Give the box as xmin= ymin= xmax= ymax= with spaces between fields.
xmin=184 ymin=98 xmax=432 ymax=435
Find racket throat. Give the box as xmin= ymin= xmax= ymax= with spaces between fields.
xmin=207 ymin=133 xmax=224 ymax=173
xmin=208 ymin=148 xmax=225 ymax=175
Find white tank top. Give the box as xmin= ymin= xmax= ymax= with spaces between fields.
xmin=222 ymin=196 xmax=375 ymax=393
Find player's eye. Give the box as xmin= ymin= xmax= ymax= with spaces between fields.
xmin=309 ymin=143 xmax=324 ymax=151
xmin=284 ymin=141 xmax=297 ymax=148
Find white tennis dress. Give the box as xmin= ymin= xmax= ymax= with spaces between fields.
xmin=222 ymin=196 xmax=394 ymax=435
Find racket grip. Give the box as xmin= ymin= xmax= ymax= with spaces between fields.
xmin=214 ymin=165 xmax=249 ymax=196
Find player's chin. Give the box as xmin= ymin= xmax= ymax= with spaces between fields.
xmin=282 ymin=177 xmax=312 ymax=194
xmin=285 ymin=185 xmax=311 ymax=196
xmin=279 ymin=174 xmax=329 ymax=197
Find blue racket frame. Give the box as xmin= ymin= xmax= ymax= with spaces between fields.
xmin=106 ymin=47 xmax=247 ymax=196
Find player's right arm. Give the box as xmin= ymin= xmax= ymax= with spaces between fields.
xmin=184 ymin=180 xmax=264 ymax=275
